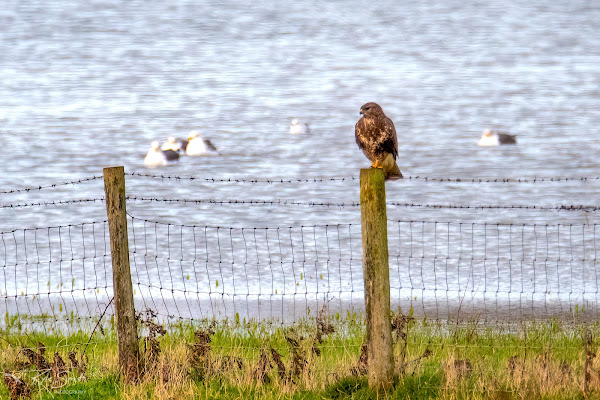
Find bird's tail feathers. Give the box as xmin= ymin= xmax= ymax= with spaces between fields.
xmin=382 ymin=154 xmax=403 ymax=181
xmin=385 ymin=163 xmax=403 ymax=181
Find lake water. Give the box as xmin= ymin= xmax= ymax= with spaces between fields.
xmin=1 ymin=0 xmax=600 ymax=324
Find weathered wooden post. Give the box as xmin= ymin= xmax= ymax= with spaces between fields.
xmin=360 ymin=168 xmax=394 ymax=389
xmin=103 ymin=166 xmax=139 ymax=381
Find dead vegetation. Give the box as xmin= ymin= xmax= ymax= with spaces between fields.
xmin=249 ymin=305 xmax=337 ymax=386
xmin=7 ymin=312 xmax=600 ymax=399
xmin=254 ymin=348 xmax=271 ymax=384
xmin=350 ymin=342 xmax=368 ymax=376
xmin=51 ymin=352 xmax=67 ymax=387
xmin=0 ymin=340 xmax=88 ymax=399
xmin=3 ymin=372 xmax=31 ymax=400
xmin=136 ymin=309 xmax=168 ymax=373
xmin=187 ymin=323 xmax=215 ymax=380
xmin=270 ymin=348 xmax=286 ymax=382
xmin=68 ymin=350 xmax=87 ymax=377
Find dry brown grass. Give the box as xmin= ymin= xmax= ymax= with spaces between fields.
xmin=6 ymin=316 xmax=600 ymax=399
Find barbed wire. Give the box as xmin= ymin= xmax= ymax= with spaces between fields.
xmin=0 ymin=175 xmax=103 ymax=195
xmin=0 ymin=172 xmax=596 ymax=192
xmin=126 ymin=196 xmax=353 ymax=208
xmin=0 ymin=198 xmax=105 ymax=209
xmin=125 ymin=172 xmax=358 ymax=183
xmin=405 ymin=176 xmax=600 ymax=183
xmin=386 ymin=202 xmax=600 ymax=211
xmin=125 ymin=196 xmax=600 ymax=212
xmin=126 ymin=171 xmax=600 ymax=184
xmin=2 ymin=195 xmax=597 ymax=212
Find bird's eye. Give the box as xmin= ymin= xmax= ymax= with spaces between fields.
xmin=365 ymin=107 xmax=370 ymax=110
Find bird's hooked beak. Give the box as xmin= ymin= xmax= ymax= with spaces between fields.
xmin=359 ymin=109 xmax=363 ymax=116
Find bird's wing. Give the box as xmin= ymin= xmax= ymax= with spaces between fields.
xmin=383 ymin=117 xmax=398 ymax=159
xmin=498 ymin=133 xmax=517 ymax=144
xmin=163 ymin=150 xmax=180 ymax=161
xmin=203 ymin=138 xmax=218 ymax=152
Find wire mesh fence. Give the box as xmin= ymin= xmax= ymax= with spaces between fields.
xmin=1 ymin=221 xmax=113 ymax=333
xmin=5 ymin=216 xmax=597 ymax=328
xmin=124 ymin=216 xmax=600 ymax=324
xmin=3 ymin=173 xmax=600 ymax=328
xmin=2 ymin=172 xmax=600 ymax=396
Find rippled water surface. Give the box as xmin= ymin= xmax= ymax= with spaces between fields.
xmin=1 ymin=0 xmax=599 ymax=320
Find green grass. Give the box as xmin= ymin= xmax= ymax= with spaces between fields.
xmin=3 ymin=314 xmax=600 ymax=399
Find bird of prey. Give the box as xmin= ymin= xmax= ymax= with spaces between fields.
xmin=355 ymin=102 xmax=403 ymax=180
xmin=478 ymin=129 xmax=517 ymax=146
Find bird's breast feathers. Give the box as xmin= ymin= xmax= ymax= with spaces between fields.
xmin=357 ymin=118 xmax=392 ymax=145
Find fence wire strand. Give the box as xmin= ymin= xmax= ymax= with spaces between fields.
xmin=125 ymin=171 xmax=600 ymax=184
xmin=0 ymin=176 xmax=103 ymax=195
xmin=0 ymin=198 xmax=106 ymax=209
xmin=2 ymin=196 xmax=599 ymax=212
xmin=125 ymin=196 xmax=600 ymax=212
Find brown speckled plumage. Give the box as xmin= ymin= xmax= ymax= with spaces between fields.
xmin=355 ymin=102 xmax=402 ymax=180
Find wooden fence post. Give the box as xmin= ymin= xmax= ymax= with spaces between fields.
xmin=360 ymin=168 xmax=394 ymax=389
xmin=103 ymin=166 xmax=139 ymax=381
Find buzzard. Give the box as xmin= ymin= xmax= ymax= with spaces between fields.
xmin=355 ymin=102 xmax=403 ymax=180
